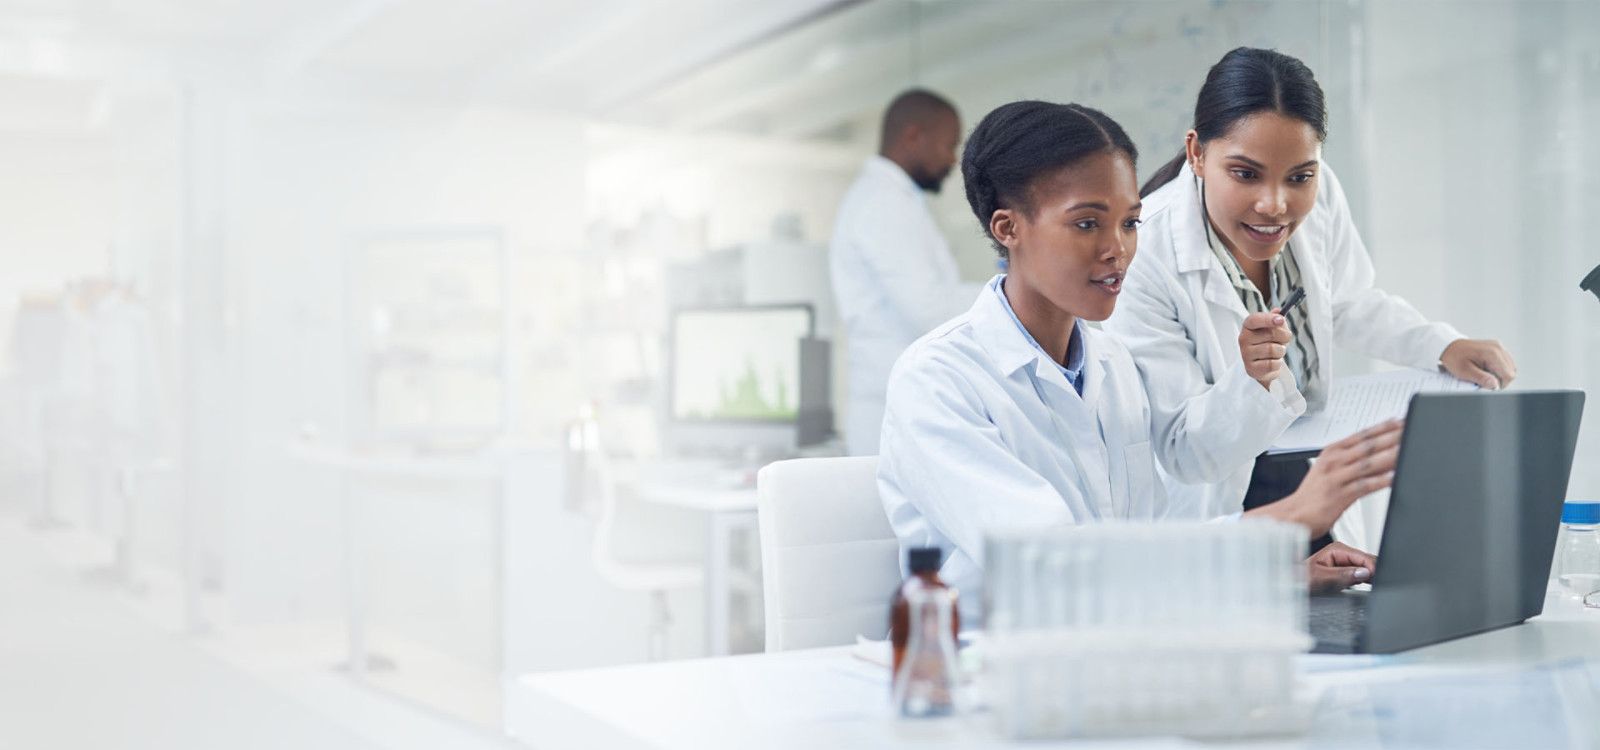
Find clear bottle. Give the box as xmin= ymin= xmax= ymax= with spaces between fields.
xmin=890 ymin=547 xmax=960 ymax=685
xmin=891 ymin=585 xmax=960 ymax=717
xmin=1554 ymin=502 xmax=1600 ymax=601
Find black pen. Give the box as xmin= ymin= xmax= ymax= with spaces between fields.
xmin=1276 ymin=286 xmax=1306 ymax=316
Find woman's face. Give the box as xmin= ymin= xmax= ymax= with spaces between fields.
xmin=1188 ymin=111 xmax=1321 ymax=263
xmin=997 ymin=149 xmax=1141 ymax=323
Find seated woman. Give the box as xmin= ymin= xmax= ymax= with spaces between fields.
xmin=875 ymin=100 xmax=1400 ymax=623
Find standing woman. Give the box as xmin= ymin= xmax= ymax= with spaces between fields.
xmin=1104 ymin=47 xmax=1516 ymax=534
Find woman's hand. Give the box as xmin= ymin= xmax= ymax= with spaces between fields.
xmin=1308 ymin=542 xmax=1377 ymax=594
xmin=1244 ymin=419 xmax=1403 ymax=537
xmin=1440 ymin=339 xmax=1517 ymax=390
xmin=1239 ymin=311 xmax=1293 ymax=390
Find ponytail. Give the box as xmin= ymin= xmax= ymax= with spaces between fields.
xmin=1140 ymin=151 xmax=1188 ymax=198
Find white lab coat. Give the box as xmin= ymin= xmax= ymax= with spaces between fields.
xmin=1103 ymin=163 xmax=1463 ymax=520
xmin=877 ymin=276 xmax=1171 ymax=624
xmin=830 ymin=155 xmax=983 ymax=456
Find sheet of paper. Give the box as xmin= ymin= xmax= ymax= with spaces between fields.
xmin=851 ymin=635 xmax=892 ymax=668
xmin=729 ymin=657 xmax=890 ymax=726
xmin=1270 ymin=370 xmax=1478 ymax=454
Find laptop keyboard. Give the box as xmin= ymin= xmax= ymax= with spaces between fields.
xmin=1309 ymin=601 xmax=1368 ymax=644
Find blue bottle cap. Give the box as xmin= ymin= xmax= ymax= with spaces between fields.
xmin=1562 ymin=502 xmax=1600 ymax=525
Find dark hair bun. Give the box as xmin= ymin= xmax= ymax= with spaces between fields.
xmin=961 ymin=101 xmax=1138 ymax=259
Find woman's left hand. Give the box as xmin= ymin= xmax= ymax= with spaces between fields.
xmin=1440 ymin=339 xmax=1517 ymax=390
xmin=1307 ymin=542 xmax=1377 ymax=595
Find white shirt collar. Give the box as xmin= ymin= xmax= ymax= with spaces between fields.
xmin=864 ymin=154 xmax=923 ymax=196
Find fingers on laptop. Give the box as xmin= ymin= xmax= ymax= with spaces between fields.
xmin=1323 ymin=419 xmax=1402 ymax=496
xmin=1320 ymin=541 xmax=1377 ymax=572
xmin=1308 ymin=542 xmax=1378 ymax=594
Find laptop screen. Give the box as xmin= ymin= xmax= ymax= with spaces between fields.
xmin=1361 ymin=390 xmax=1584 ymax=653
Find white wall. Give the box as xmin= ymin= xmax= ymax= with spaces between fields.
xmin=210 ymin=96 xmax=711 ymax=674
xmin=221 ymin=101 xmax=585 ymax=630
xmin=1365 ymin=1 xmax=1600 ymax=498
xmin=0 ymin=133 xmax=117 ymax=280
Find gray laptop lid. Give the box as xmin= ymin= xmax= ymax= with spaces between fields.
xmin=1361 ymin=389 xmax=1585 ymax=654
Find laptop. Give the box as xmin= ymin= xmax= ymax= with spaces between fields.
xmin=1309 ymin=389 xmax=1586 ymax=654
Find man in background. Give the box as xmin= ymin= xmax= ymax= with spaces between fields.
xmin=829 ymin=89 xmax=982 ymax=456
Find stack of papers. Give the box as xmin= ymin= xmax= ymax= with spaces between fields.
xmin=1269 ymin=370 xmax=1478 ymax=454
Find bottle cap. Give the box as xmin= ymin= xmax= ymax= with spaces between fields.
xmin=1562 ymin=502 xmax=1600 ymax=525
xmin=908 ymin=547 xmax=942 ymax=574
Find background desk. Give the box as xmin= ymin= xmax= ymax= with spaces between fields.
xmin=285 ymin=441 xmax=510 ymax=680
xmin=618 ymin=461 xmax=760 ymax=657
xmin=505 ymin=596 xmax=1600 ymax=749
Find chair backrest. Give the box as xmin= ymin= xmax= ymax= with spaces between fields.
xmin=756 ymin=456 xmax=901 ymax=652
xmin=586 ymin=448 xmax=701 ymax=593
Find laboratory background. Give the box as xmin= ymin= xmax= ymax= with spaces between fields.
xmin=1 ymin=1 xmax=1597 ymax=748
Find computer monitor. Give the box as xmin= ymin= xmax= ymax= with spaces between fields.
xmin=667 ymin=304 xmax=828 ymax=459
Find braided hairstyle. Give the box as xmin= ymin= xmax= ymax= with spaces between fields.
xmin=962 ymin=101 xmax=1138 ymax=260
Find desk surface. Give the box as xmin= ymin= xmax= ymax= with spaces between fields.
xmin=506 ymin=595 xmax=1600 ymax=749
xmin=631 ymin=483 xmax=758 ymax=513
xmin=615 ymin=458 xmax=760 ymax=513
xmin=285 ymin=441 xmax=507 ymax=479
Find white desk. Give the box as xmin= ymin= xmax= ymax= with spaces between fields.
xmin=285 ymin=441 xmax=511 ymax=680
xmin=622 ymin=464 xmax=759 ymax=658
xmin=505 ymin=597 xmax=1600 ymax=749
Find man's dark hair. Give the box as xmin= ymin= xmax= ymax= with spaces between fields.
xmin=880 ymin=89 xmax=957 ymax=151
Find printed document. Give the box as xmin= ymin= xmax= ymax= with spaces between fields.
xmin=1270 ymin=369 xmax=1477 ymax=454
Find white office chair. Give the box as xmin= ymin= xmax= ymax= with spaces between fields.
xmin=588 ymin=448 xmax=703 ymax=662
xmin=756 ymin=456 xmax=901 ymax=652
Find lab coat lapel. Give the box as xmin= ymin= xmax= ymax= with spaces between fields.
xmin=1166 ymin=168 xmax=1245 ymax=372
xmin=1198 ymin=266 xmax=1248 ymax=324
xmin=1195 ymin=267 xmax=1248 ymax=387
xmin=1168 ymin=165 xmax=1248 ymax=330
xmin=1031 ymin=347 xmax=1113 ymax=519
xmin=1031 ymin=357 xmax=1087 ymax=418
xmin=1078 ymin=346 xmax=1117 ymax=517
xmin=1077 ymin=339 xmax=1105 ymax=415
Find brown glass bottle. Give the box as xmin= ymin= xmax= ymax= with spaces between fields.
xmin=889 ymin=547 xmax=960 ymax=687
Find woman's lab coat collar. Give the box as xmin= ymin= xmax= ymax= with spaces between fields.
xmin=1167 ymin=165 xmax=1215 ymax=274
xmin=971 ymin=275 xmax=1113 ymax=410
xmin=1165 ymin=165 xmax=1254 ymax=320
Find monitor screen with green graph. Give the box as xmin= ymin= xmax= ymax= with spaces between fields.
xmin=670 ymin=304 xmax=813 ymax=424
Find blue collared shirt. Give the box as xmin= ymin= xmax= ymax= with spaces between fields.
xmin=994 ymin=275 xmax=1086 ymax=395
